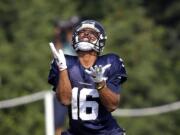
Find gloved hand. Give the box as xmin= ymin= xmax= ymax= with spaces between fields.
xmin=85 ymin=64 xmax=111 ymax=83
xmin=49 ymin=42 xmax=67 ymax=71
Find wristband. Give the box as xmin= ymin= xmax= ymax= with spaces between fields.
xmin=95 ymin=81 xmax=106 ymax=91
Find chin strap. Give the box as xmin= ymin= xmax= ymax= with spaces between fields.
xmin=75 ymin=42 xmax=99 ymax=52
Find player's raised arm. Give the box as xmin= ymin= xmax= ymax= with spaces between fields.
xmin=85 ymin=64 xmax=120 ymax=112
xmin=49 ymin=42 xmax=72 ymax=105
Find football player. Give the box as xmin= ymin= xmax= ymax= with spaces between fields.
xmin=48 ymin=20 xmax=127 ymax=135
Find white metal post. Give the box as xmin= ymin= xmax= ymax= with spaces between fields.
xmin=44 ymin=92 xmax=55 ymax=135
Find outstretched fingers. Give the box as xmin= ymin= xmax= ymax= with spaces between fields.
xmin=102 ymin=64 xmax=111 ymax=73
xmin=49 ymin=42 xmax=59 ymax=59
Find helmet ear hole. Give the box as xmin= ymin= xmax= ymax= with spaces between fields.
xmin=72 ymin=20 xmax=107 ymax=54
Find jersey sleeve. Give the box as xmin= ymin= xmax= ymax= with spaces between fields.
xmin=48 ymin=60 xmax=59 ymax=91
xmin=106 ymin=54 xmax=127 ymax=93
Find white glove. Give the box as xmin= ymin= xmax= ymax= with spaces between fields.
xmin=85 ymin=64 xmax=111 ymax=83
xmin=49 ymin=42 xmax=67 ymax=71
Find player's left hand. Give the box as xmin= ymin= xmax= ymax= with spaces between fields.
xmin=85 ymin=64 xmax=111 ymax=83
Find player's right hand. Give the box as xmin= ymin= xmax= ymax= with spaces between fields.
xmin=49 ymin=42 xmax=67 ymax=71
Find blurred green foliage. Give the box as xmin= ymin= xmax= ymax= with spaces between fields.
xmin=0 ymin=0 xmax=179 ymax=134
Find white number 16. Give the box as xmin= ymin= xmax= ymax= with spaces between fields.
xmin=71 ymin=87 xmax=99 ymax=120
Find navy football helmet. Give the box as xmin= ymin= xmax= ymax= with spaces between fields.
xmin=72 ymin=20 xmax=107 ymax=54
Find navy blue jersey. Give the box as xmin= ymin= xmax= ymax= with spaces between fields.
xmin=48 ymin=53 xmax=127 ymax=135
